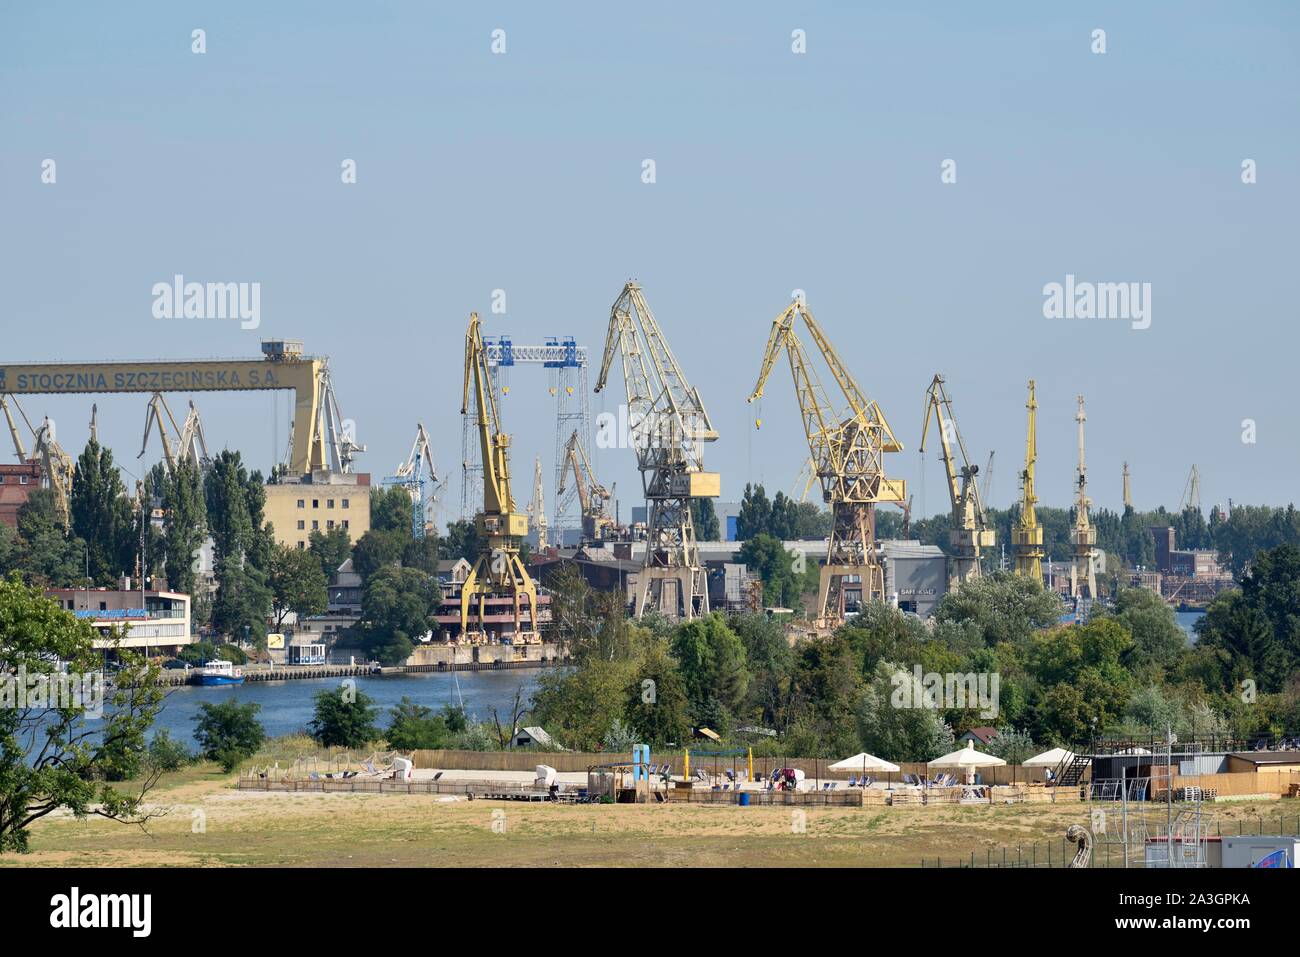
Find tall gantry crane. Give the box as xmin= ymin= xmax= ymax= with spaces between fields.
xmin=461 ymin=312 xmax=540 ymax=643
xmin=383 ymin=422 xmax=440 ymax=539
xmin=557 ymin=428 xmax=616 ymax=544
xmin=595 ymin=281 xmax=719 ymax=620
xmin=1069 ymin=395 xmax=1098 ymax=601
xmin=920 ymin=374 xmax=994 ymax=587
xmin=748 ymin=297 xmax=906 ymax=626
xmin=1012 ymin=380 xmax=1043 ymax=582
xmin=526 ymin=456 xmax=548 ymax=551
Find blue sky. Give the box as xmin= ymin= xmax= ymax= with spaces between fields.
xmin=2 ymin=2 xmax=1297 ymax=524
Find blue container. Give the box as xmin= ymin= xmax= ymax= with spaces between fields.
xmin=738 ymin=792 xmax=751 ymax=806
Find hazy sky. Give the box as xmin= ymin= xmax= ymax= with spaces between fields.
xmin=2 ymin=2 xmax=1297 ymax=527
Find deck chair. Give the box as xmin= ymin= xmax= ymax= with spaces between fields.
xmin=847 ymin=776 xmax=858 ymax=787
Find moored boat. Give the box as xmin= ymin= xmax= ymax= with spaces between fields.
xmin=198 ymin=659 xmax=245 ymax=686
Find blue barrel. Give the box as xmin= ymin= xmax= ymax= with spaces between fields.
xmin=738 ymin=791 xmax=751 ymax=806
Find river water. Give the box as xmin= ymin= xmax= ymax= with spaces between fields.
xmin=150 ymin=669 xmax=548 ymax=746
xmin=1176 ymin=610 xmax=1205 ymax=643
xmin=132 ymin=612 xmax=1211 ymax=747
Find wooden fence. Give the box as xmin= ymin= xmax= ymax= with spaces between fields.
xmin=1162 ymin=769 xmax=1300 ymax=799
xmin=409 ymin=749 xmax=1050 ymax=784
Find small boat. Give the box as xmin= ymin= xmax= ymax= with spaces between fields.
xmin=198 ymin=659 xmax=245 ymax=686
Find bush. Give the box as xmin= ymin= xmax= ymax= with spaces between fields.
xmin=146 ymin=729 xmax=194 ymax=772
xmin=386 ymin=697 xmax=449 ymax=750
xmin=309 ymin=687 xmax=379 ymax=748
xmin=194 ymin=699 xmax=266 ymax=772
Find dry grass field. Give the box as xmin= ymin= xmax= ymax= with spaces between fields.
xmin=5 ymin=761 xmax=1296 ymax=868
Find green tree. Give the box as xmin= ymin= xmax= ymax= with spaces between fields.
xmin=1196 ymin=543 xmax=1300 ymax=693
xmin=0 ymin=575 xmax=166 ymax=853
xmin=309 ymin=687 xmax=379 ymax=748
xmin=439 ymin=518 xmax=482 ymax=564
xmin=193 ymin=699 xmax=266 ymax=772
xmin=622 ymin=642 xmax=691 ymax=745
xmin=269 ymin=543 xmax=328 ymax=631
xmin=691 ymin=498 xmax=720 ymax=541
xmin=204 ymin=451 xmax=272 ymax=642
xmin=531 ymin=658 xmax=637 ymax=751
xmin=386 ymin=697 xmax=450 ymax=750
xmin=933 ymin=571 xmax=1065 ymax=649
xmin=370 ymin=486 xmax=416 ymax=535
xmin=69 ymin=438 xmax=134 ymax=583
xmin=158 ymin=459 xmax=207 ymax=596
xmin=1107 ymin=587 xmax=1186 ymax=672
xmin=14 ymin=490 xmax=86 ymax=586
xmin=351 ymin=528 xmax=406 ymax=584
xmin=670 ymin=614 xmax=750 ymax=726
xmin=354 ymin=565 xmax=441 ymax=665
xmin=735 ymin=483 xmax=772 ymax=540
xmin=855 ymin=661 xmax=955 ymax=762
xmin=308 ymin=525 xmax=353 ymax=580
xmin=737 ymin=533 xmax=800 ymax=608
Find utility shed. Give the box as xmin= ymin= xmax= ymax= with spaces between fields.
xmin=511 ymin=726 xmax=555 ymax=749
xmin=1224 ymin=752 xmax=1300 ymax=774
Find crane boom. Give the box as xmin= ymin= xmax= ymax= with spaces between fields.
xmin=557 ymin=428 xmax=615 ymax=544
xmin=747 ymin=297 xmax=905 ymax=626
xmin=1069 ymin=394 xmax=1098 ymax=601
xmin=0 ymin=393 xmax=35 ymax=462
xmin=919 ymin=374 xmax=994 ymax=587
xmin=459 ymin=312 xmax=540 ymax=642
xmin=595 ymin=282 xmax=718 ymax=620
xmin=1012 ymin=379 xmax=1043 ymax=582
xmin=139 ymin=393 xmax=184 ymax=473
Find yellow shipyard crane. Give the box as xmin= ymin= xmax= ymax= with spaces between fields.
xmin=461 ymin=312 xmax=540 ymax=643
xmin=920 ymin=374 xmax=994 ymax=587
xmin=748 ymin=297 xmax=906 ymax=627
xmin=595 ymin=281 xmax=719 ymax=620
xmin=0 ymin=393 xmax=37 ymax=462
xmin=1012 ymin=380 xmax=1043 ymax=582
xmin=33 ymin=416 xmax=74 ymax=528
xmin=557 ymin=428 xmax=616 ymax=544
xmin=1069 ymin=394 xmax=1098 ymax=601
xmin=526 ymin=456 xmax=548 ymax=551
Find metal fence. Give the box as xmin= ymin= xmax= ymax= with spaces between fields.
xmin=922 ymin=813 xmax=1300 ymax=868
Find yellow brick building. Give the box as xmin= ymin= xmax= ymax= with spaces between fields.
xmin=264 ymin=471 xmax=371 ymax=550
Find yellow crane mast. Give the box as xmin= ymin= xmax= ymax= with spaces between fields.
xmin=556 ymin=428 xmax=616 ymax=544
xmin=1122 ymin=461 xmax=1133 ymax=510
xmin=1012 ymin=379 xmax=1043 ymax=582
xmin=0 ymin=393 xmax=36 ymax=462
xmin=595 ymin=281 xmax=719 ymax=620
xmin=919 ymin=374 xmax=994 ymax=587
xmin=33 ymin=417 xmax=74 ymax=529
xmin=748 ymin=297 xmax=906 ymax=627
xmin=460 ymin=312 xmax=540 ymax=643
xmin=527 ymin=456 xmax=548 ymax=551
xmin=1069 ymin=394 xmax=1098 ymax=601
